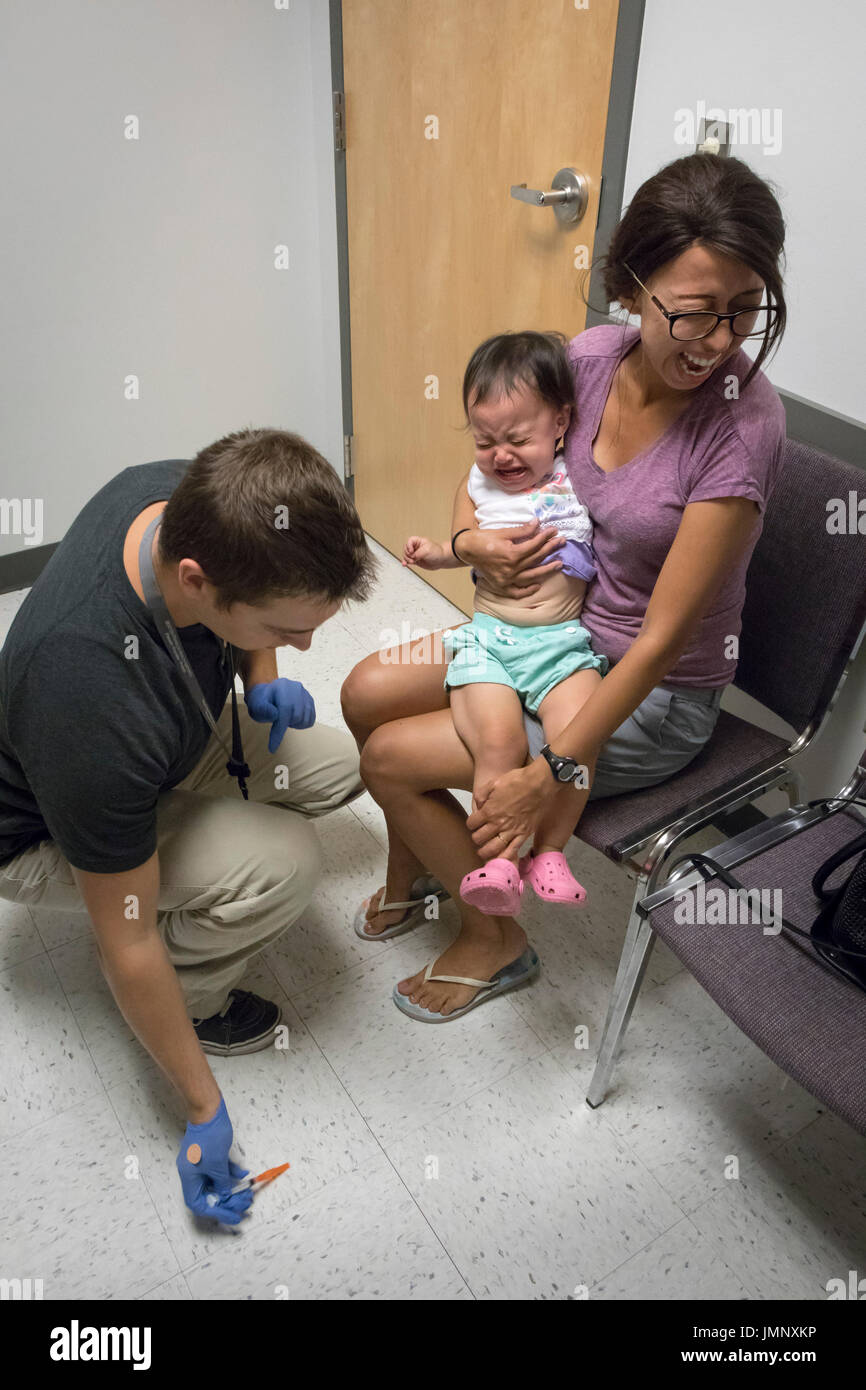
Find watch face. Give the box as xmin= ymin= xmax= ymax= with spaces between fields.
xmin=557 ymin=759 xmax=577 ymax=781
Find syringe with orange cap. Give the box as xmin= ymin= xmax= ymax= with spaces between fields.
xmin=205 ymin=1162 xmax=289 ymax=1208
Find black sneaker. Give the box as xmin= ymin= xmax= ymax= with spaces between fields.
xmin=192 ymin=989 xmax=282 ymax=1056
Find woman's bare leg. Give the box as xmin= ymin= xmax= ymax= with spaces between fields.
xmin=341 ymin=624 xmax=466 ymax=934
xmin=360 ymin=708 xmax=528 ymax=1016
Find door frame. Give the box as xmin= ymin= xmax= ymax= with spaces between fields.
xmin=328 ymin=0 xmax=647 ymax=498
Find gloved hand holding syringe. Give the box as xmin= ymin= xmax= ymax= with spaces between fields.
xmin=177 ymin=1093 xmax=289 ymax=1225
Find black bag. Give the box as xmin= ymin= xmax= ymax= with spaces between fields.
xmin=810 ymin=827 xmax=866 ymax=991
xmin=666 ymin=796 xmax=866 ymax=995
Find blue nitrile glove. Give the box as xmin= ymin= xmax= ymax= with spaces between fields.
xmin=177 ymin=1094 xmax=253 ymax=1226
xmin=245 ymin=678 xmax=316 ymax=752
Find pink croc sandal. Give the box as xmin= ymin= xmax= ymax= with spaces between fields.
xmin=519 ymin=850 xmax=587 ymax=905
xmin=460 ymin=858 xmax=525 ymax=915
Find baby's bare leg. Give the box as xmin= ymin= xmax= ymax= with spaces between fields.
xmin=533 ymin=669 xmax=602 ymax=851
xmin=449 ymin=683 xmax=529 ymax=836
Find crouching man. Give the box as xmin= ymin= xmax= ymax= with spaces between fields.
xmin=0 ymin=427 xmax=377 ymax=1223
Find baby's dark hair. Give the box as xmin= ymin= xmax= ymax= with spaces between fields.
xmin=461 ymin=331 xmax=575 ymax=432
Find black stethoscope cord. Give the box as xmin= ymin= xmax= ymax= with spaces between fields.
xmin=137 ymin=513 xmax=250 ymax=799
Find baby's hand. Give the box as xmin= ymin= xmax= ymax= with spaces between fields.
xmin=403 ymin=536 xmax=446 ymax=569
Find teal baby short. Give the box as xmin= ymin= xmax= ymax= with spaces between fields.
xmin=442 ymin=611 xmax=608 ymax=715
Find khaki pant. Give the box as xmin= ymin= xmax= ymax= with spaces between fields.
xmin=0 ymin=701 xmax=365 ymax=1018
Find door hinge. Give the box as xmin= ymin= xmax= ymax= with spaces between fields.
xmin=343 ymin=433 xmax=354 ymax=479
xmin=333 ymin=91 xmax=345 ymax=152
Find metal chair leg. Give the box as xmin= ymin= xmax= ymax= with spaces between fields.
xmin=782 ymin=769 xmax=803 ymax=807
xmin=586 ymin=875 xmax=658 ymax=1108
xmin=595 ymin=868 xmax=650 ymax=1042
xmin=586 ymin=823 xmax=707 ymax=1109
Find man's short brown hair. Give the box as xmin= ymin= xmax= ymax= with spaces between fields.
xmin=158 ymin=427 xmax=377 ymax=611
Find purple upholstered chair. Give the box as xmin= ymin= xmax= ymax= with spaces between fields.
xmin=620 ymin=750 xmax=866 ymax=1132
xmin=575 ymin=438 xmax=866 ymax=1110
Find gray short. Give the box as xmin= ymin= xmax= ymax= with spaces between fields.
xmin=524 ymin=682 xmax=723 ymax=799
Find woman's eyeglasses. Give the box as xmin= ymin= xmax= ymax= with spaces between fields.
xmin=623 ymin=262 xmax=777 ymax=341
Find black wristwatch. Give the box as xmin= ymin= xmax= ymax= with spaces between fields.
xmin=540 ymin=743 xmax=584 ymax=784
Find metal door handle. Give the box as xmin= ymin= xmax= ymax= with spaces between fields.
xmin=510 ymin=167 xmax=588 ymax=225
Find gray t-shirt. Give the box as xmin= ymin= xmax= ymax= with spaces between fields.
xmin=0 ymin=460 xmax=234 ymax=873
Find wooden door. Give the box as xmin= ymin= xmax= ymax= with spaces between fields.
xmin=343 ymin=0 xmax=620 ymax=612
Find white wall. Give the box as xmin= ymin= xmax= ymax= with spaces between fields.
xmin=621 ymin=0 xmax=866 ymax=798
xmin=0 ymin=0 xmax=342 ymax=557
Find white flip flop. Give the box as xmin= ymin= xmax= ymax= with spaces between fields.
xmin=353 ymin=874 xmax=449 ymax=941
xmin=392 ymin=946 xmax=540 ymax=1022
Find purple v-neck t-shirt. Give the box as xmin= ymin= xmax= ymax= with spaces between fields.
xmin=563 ymin=325 xmax=786 ymax=689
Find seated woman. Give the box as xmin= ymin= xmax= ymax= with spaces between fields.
xmin=341 ymin=151 xmax=788 ymax=1022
